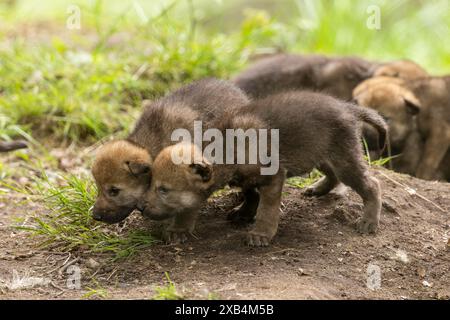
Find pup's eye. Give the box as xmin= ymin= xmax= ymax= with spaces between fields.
xmin=157 ymin=186 xmax=169 ymax=195
xmin=108 ymin=186 xmax=120 ymax=197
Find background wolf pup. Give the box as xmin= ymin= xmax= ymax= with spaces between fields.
xmin=233 ymin=54 xmax=370 ymax=100
xmin=140 ymin=91 xmax=387 ymax=246
xmin=353 ymin=77 xmax=422 ymax=175
xmin=91 ymin=78 xmax=249 ymax=224
xmin=233 ymin=54 xmax=427 ymax=100
xmin=233 ymin=54 xmax=425 ymax=158
xmin=353 ymin=76 xmax=450 ymax=181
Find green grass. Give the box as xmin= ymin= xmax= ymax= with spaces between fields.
xmin=82 ymin=288 xmax=109 ymax=299
xmin=1 ymin=0 xmax=447 ymax=146
xmin=152 ymin=272 xmax=184 ymax=300
xmin=280 ymin=0 xmax=450 ymax=72
xmin=9 ymin=172 xmax=155 ymax=260
xmin=82 ymin=280 xmax=109 ymax=299
xmin=0 ymin=2 xmax=274 ymax=145
xmin=286 ymin=170 xmax=322 ymax=189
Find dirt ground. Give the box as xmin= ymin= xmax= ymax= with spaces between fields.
xmin=0 ymin=164 xmax=449 ymax=300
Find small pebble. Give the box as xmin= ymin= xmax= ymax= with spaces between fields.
xmin=86 ymin=258 xmax=100 ymax=269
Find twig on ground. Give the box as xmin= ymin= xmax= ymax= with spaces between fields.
xmin=50 ymin=281 xmax=66 ymax=292
xmin=45 ymin=252 xmax=72 ymax=275
xmin=378 ymin=171 xmax=446 ymax=213
xmin=58 ymin=257 xmax=80 ymax=275
xmin=106 ymin=268 xmax=118 ymax=281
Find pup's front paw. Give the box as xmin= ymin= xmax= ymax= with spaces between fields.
xmin=246 ymin=232 xmax=271 ymax=247
xmin=246 ymin=218 xmax=278 ymax=247
xmin=163 ymin=229 xmax=189 ymax=244
xmin=355 ymin=217 xmax=379 ymax=234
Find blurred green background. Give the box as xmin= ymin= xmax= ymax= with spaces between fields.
xmin=1 ymin=0 xmax=449 ymax=145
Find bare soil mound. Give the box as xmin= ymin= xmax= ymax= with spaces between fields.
xmin=0 ymin=167 xmax=449 ymax=299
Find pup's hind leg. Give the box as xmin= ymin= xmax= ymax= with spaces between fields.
xmin=304 ymin=163 xmax=339 ymax=196
xmin=333 ymin=157 xmax=381 ymax=234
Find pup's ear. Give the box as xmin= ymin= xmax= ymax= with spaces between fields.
xmin=402 ymin=92 xmax=421 ymax=115
xmin=125 ymin=161 xmax=151 ymax=177
xmin=189 ymin=163 xmax=212 ymax=183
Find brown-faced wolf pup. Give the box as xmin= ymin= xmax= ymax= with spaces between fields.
xmin=353 ymin=76 xmax=450 ymax=180
xmin=91 ymin=78 xmax=249 ymax=224
xmin=140 ymin=91 xmax=387 ymax=246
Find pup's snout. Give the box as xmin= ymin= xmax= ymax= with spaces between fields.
xmin=92 ymin=212 xmax=102 ymax=221
xmin=91 ymin=204 xmax=134 ymax=224
xmin=136 ymin=201 xmax=147 ymax=212
xmin=92 ymin=206 xmax=105 ymax=221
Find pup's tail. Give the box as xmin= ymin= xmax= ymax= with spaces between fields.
xmin=350 ymin=104 xmax=388 ymax=152
xmin=0 ymin=140 xmax=28 ymax=152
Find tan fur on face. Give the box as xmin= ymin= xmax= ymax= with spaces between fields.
xmin=352 ymin=76 xmax=405 ymax=98
xmin=374 ymin=60 xmax=429 ymax=79
xmin=353 ymin=77 xmax=421 ymax=147
xmin=90 ymin=139 xmax=153 ymax=224
xmin=354 ymin=76 xmax=450 ymax=180
xmin=353 ymin=77 xmax=420 ymax=114
xmin=92 ymin=140 xmax=152 ymax=187
xmin=140 ymin=143 xmax=213 ymax=221
xmin=152 ymin=143 xmax=212 ymax=191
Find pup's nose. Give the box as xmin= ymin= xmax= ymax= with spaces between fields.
xmin=92 ymin=212 xmax=102 ymax=221
xmin=136 ymin=201 xmax=147 ymax=212
xmin=92 ymin=207 xmax=103 ymax=221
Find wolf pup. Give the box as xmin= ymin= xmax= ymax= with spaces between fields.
xmin=353 ymin=77 xmax=420 ymax=150
xmin=353 ymin=77 xmax=422 ymax=175
xmin=233 ymin=54 xmax=428 ymax=101
xmin=353 ymin=76 xmax=450 ymax=180
xmin=91 ymin=78 xmax=249 ymax=224
xmin=233 ymin=54 xmax=425 ymax=158
xmin=140 ymin=91 xmax=387 ymax=246
xmin=233 ymin=54 xmax=370 ymax=100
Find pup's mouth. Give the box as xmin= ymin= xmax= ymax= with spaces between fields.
xmin=94 ymin=211 xmax=132 ymax=224
xmin=140 ymin=207 xmax=175 ymax=221
xmin=136 ymin=203 xmax=146 ymax=213
xmin=92 ymin=206 xmax=134 ymax=224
